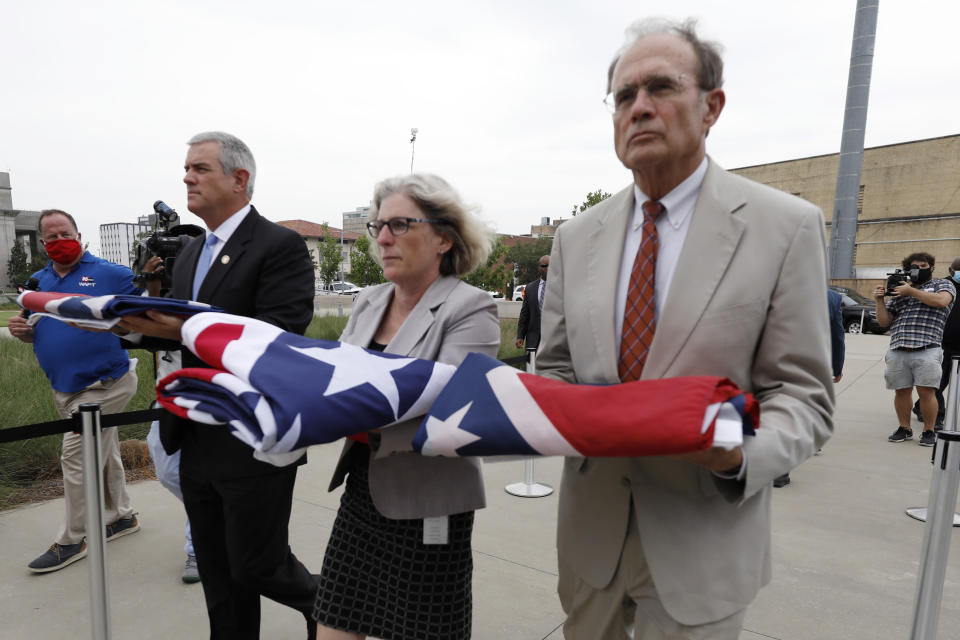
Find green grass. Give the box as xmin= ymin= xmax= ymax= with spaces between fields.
xmin=0 ymin=313 xmax=524 ymax=508
xmin=0 ymin=310 xmax=20 ymax=327
xmin=0 ymin=338 xmax=158 ymax=507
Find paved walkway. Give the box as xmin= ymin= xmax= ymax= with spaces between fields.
xmin=2 ymin=333 xmax=960 ymax=638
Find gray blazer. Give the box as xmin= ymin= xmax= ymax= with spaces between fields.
xmin=537 ymin=159 xmax=835 ymax=625
xmin=328 ymin=275 xmax=500 ymax=519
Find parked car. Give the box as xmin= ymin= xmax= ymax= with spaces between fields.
xmin=513 ymin=284 xmax=525 ymax=302
xmin=829 ymin=286 xmax=883 ymax=334
xmin=318 ymin=280 xmax=363 ymax=296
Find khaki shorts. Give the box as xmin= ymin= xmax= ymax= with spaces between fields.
xmin=884 ymin=346 xmax=943 ymax=390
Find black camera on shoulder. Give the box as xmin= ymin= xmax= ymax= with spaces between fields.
xmin=885 ymin=267 xmax=920 ymax=296
xmin=132 ymin=201 xmax=204 ymax=293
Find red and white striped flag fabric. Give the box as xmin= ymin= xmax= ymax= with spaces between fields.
xmin=412 ymin=352 xmax=759 ymax=458
xmin=18 ymin=290 xmax=219 ymax=329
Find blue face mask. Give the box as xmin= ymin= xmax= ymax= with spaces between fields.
xmin=952 ymin=272 xmax=960 ymax=283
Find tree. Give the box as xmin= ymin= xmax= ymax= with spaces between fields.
xmin=506 ymin=236 xmax=553 ymax=285
xmin=463 ymin=237 xmax=510 ymax=294
xmin=7 ymin=239 xmax=34 ymax=288
xmin=571 ymin=189 xmax=613 ymax=216
xmin=348 ymin=235 xmax=385 ymax=286
xmin=317 ymin=224 xmax=343 ymax=288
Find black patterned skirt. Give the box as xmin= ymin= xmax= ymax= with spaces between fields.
xmin=312 ymin=445 xmax=475 ymax=640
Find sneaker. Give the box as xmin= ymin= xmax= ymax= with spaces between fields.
xmin=935 ymin=420 xmax=945 ymax=432
xmin=105 ymin=515 xmax=140 ymax=541
xmin=913 ymin=404 xmax=923 ymax=421
xmin=773 ymin=473 xmax=791 ymax=488
xmin=28 ymin=540 xmax=87 ymax=573
xmin=919 ymin=430 xmax=937 ymax=447
xmin=888 ymin=426 xmax=913 ymax=443
xmin=182 ymin=555 xmax=200 ymax=584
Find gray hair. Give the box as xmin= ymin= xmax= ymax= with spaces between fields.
xmin=606 ymin=18 xmax=724 ymax=94
xmin=187 ymin=131 xmax=257 ymax=198
xmin=368 ymin=174 xmax=494 ymax=277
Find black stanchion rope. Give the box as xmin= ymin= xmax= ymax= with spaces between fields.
xmin=0 ymin=408 xmax=165 ymax=444
xmin=1 ymin=355 xmax=531 ymax=444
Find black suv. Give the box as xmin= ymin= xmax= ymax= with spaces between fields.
xmin=829 ymin=286 xmax=883 ymax=334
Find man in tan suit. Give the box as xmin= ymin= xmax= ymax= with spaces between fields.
xmin=537 ymin=18 xmax=834 ymax=639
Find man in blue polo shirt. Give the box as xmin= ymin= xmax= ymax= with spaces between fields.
xmin=9 ymin=209 xmax=142 ymax=573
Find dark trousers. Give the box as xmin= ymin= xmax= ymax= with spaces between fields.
xmin=180 ymin=465 xmax=318 ymax=640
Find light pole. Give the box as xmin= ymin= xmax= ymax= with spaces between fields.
xmin=409 ymin=128 xmax=418 ymax=173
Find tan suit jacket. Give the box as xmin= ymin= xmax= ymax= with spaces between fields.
xmin=537 ymin=159 xmax=835 ymax=625
xmin=328 ymin=275 xmax=500 ymax=519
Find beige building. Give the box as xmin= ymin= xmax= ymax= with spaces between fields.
xmin=731 ymin=134 xmax=960 ymax=295
xmin=341 ymin=206 xmax=371 ymax=235
xmin=0 ymin=172 xmax=43 ymax=289
xmin=530 ymin=216 xmax=568 ymax=237
xmin=276 ymin=220 xmax=360 ymax=286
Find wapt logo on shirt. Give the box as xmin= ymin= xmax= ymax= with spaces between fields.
xmin=79 ymin=276 xmax=96 ymax=287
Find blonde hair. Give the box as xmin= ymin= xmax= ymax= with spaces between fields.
xmin=368 ymin=174 xmax=494 ymax=276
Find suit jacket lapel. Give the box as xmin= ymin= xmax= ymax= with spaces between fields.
xmin=197 ymin=208 xmax=257 ymax=301
xmin=175 ymin=237 xmax=203 ymax=299
xmin=587 ymin=186 xmax=634 ymax=383
xmin=349 ymin=284 xmax=393 ymax=348
xmin=644 ymin=159 xmax=747 ymax=379
xmin=386 ymin=276 xmax=460 ymax=356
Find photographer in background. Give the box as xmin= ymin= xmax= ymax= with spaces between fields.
xmin=875 ymin=252 xmax=955 ymax=447
xmin=9 ymin=209 xmax=148 ymax=573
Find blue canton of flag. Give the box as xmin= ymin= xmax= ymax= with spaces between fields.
xmin=157 ymin=313 xmax=455 ymax=466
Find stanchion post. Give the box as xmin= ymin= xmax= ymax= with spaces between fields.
xmin=909 ymin=357 xmax=960 ymax=639
xmin=80 ymin=403 xmax=112 ymax=640
xmin=505 ymin=349 xmax=554 ymax=498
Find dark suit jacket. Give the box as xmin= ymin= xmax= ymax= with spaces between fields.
xmin=516 ymin=278 xmax=544 ymax=349
xmin=827 ymin=289 xmax=845 ymax=378
xmin=158 ymin=207 xmax=315 ymax=478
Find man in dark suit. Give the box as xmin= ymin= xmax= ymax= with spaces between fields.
xmin=515 ymin=255 xmax=550 ymax=350
xmin=121 ymin=132 xmax=318 ymax=639
xmin=775 ymin=288 xmax=844 ymax=487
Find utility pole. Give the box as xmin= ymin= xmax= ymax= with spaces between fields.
xmin=829 ymin=0 xmax=879 ymax=280
xmin=409 ymin=128 xmax=418 ymax=173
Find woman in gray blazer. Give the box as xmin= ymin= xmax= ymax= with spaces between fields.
xmin=313 ymin=174 xmax=500 ymax=640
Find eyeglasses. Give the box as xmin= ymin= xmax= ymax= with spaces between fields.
xmin=537 ymin=263 xmax=549 ymax=268
xmin=366 ymin=217 xmax=444 ymax=238
xmin=603 ymin=73 xmax=690 ymax=114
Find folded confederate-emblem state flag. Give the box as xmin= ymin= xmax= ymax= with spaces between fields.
xmin=18 ymin=291 xmax=220 ymax=329
xmin=412 ymin=352 xmax=759 ymax=457
xmin=156 ymin=313 xmax=456 ymax=466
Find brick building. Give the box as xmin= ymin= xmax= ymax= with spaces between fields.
xmin=731 ymin=134 xmax=960 ymax=295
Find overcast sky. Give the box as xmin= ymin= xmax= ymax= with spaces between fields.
xmin=2 ymin=1 xmax=957 ymax=253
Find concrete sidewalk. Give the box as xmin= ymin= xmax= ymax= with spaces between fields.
xmin=2 ymin=333 xmax=960 ymax=639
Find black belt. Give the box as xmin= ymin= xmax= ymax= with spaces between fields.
xmin=896 ymin=344 xmax=939 ymax=352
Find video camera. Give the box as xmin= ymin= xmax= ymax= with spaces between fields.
xmin=132 ymin=201 xmax=204 ymax=293
xmin=885 ymin=267 xmax=921 ymax=295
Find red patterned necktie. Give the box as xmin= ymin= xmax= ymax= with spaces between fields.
xmin=619 ymin=200 xmax=665 ymax=382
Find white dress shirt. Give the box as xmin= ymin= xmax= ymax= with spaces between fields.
xmin=612 ymin=158 xmax=746 ymax=479
xmin=614 ymin=158 xmax=708 ymax=351
xmin=199 ymin=204 xmax=252 ymax=269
